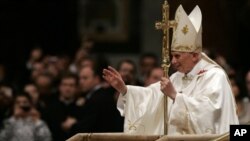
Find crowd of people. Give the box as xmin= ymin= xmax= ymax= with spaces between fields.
xmin=0 ymin=37 xmax=250 ymax=140
xmin=0 ymin=38 xmax=164 ymax=141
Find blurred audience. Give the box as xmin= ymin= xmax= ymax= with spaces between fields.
xmin=30 ymin=61 xmax=46 ymax=82
xmin=26 ymin=47 xmax=43 ymax=71
xmin=0 ymin=85 xmax=13 ymax=129
xmin=245 ymin=70 xmax=250 ymax=99
xmin=24 ymin=83 xmax=46 ymax=117
xmin=214 ymin=53 xmax=235 ymax=76
xmin=138 ymin=53 xmax=159 ymax=85
xmin=1 ymin=40 xmax=249 ymax=140
xmin=69 ymin=65 xmax=123 ymax=134
xmin=34 ymin=73 xmax=55 ymax=97
xmin=69 ymin=37 xmax=94 ymax=74
xmin=144 ymin=67 xmax=164 ymax=86
xmin=0 ymin=93 xmax=51 ymax=141
xmin=237 ymin=70 xmax=250 ymax=124
xmin=44 ymin=72 xmax=79 ymax=141
xmin=229 ymin=72 xmax=250 ymax=124
xmin=117 ymin=59 xmax=142 ymax=86
xmin=56 ymin=54 xmax=71 ymax=75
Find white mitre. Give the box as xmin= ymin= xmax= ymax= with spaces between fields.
xmin=171 ymin=5 xmax=202 ymax=52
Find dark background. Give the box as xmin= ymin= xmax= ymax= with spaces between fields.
xmin=0 ymin=0 xmax=250 ymax=84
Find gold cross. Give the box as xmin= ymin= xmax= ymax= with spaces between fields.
xmin=182 ymin=25 xmax=189 ymax=35
xmin=154 ymin=0 xmax=177 ymax=135
xmin=155 ymin=0 xmax=177 ymax=77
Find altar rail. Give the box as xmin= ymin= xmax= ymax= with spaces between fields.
xmin=67 ymin=133 xmax=228 ymax=141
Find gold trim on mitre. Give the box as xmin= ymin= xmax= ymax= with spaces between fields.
xmin=171 ymin=5 xmax=202 ymax=53
xmin=171 ymin=45 xmax=202 ymax=52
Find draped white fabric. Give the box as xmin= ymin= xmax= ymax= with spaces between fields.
xmin=117 ymin=56 xmax=239 ymax=135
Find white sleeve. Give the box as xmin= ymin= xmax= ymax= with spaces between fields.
xmin=116 ymin=82 xmax=166 ymax=134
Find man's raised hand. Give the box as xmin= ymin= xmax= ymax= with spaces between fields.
xmin=103 ymin=66 xmax=127 ymax=94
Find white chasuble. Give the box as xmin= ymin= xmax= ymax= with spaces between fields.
xmin=117 ymin=56 xmax=239 ymax=135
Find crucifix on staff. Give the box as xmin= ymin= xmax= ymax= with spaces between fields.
xmin=155 ymin=0 xmax=177 ymax=135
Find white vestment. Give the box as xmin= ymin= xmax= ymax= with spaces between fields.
xmin=117 ymin=54 xmax=239 ymax=135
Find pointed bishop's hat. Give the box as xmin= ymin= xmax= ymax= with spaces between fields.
xmin=171 ymin=5 xmax=202 ymax=52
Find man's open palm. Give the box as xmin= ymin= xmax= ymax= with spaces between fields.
xmin=103 ymin=66 xmax=127 ymax=94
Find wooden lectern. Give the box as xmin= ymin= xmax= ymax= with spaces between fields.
xmin=66 ymin=133 xmax=228 ymax=141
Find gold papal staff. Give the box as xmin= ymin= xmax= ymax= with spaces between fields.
xmin=155 ymin=0 xmax=176 ymax=135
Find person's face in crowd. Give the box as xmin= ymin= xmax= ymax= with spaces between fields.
xmin=171 ymin=52 xmax=198 ymax=74
xmin=0 ymin=87 xmax=13 ymax=109
xmin=246 ymin=71 xmax=250 ymax=96
xmin=79 ymin=67 xmax=98 ymax=93
xmin=118 ymin=62 xmax=135 ymax=84
xmin=230 ymin=79 xmax=240 ymax=98
xmin=140 ymin=57 xmax=157 ymax=75
xmin=47 ymin=64 xmax=59 ymax=78
xmin=56 ymin=56 xmax=70 ymax=71
xmin=31 ymin=62 xmax=45 ymax=80
xmin=24 ymin=84 xmax=39 ymax=104
xmin=82 ymin=39 xmax=94 ymax=50
xmin=35 ymin=75 xmax=52 ymax=90
xmin=75 ymin=48 xmax=88 ymax=63
xmin=30 ymin=48 xmax=43 ymax=61
xmin=145 ymin=68 xmax=164 ymax=86
xmin=215 ymin=54 xmax=227 ymax=67
xmin=14 ymin=95 xmax=32 ymax=117
xmin=13 ymin=95 xmax=38 ymax=119
xmin=59 ymin=77 xmax=77 ymax=99
xmin=79 ymin=59 xmax=94 ymax=70
xmin=15 ymin=96 xmax=30 ymax=108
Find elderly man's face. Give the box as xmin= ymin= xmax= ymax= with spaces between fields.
xmin=171 ymin=52 xmax=197 ymax=73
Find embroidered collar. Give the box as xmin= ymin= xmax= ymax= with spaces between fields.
xmin=197 ymin=69 xmax=207 ymax=75
xmin=177 ymin=59 xmax=207 ymax=80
